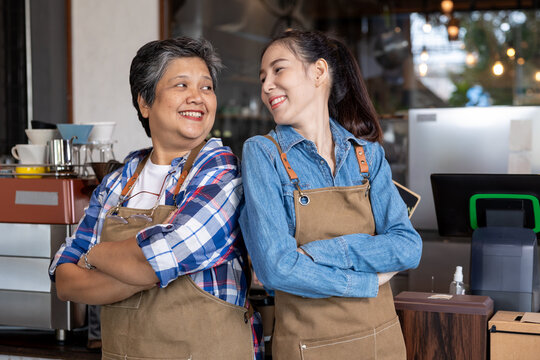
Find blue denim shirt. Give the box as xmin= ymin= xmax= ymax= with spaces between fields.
xmin=239 ymin=118 xmax=422 ymax=298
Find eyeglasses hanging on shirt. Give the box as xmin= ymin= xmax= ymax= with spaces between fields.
xmin=106 ymin=165 xmax=176 ymax=224
xmin=105 ymin=142 xmax=206 ymax=225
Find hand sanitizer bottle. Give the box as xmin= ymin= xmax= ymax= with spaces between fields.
xmin=449 ymin=266 xmax=466 ymax=295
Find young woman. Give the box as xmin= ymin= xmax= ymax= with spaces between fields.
xmin=50 ymin=37 xmax=262 ymax=359
xmin=240 ymin=30 xmax=422 ymax=360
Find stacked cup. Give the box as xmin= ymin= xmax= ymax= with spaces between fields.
xmin=10 ymin=129 xmax=58 ymax=178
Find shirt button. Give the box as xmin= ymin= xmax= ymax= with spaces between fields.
xmin=320 ymin=160 xmax=325 ymax=164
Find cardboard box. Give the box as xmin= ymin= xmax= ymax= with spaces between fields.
xmin=489 ymin=311 xmax=540 ymax=360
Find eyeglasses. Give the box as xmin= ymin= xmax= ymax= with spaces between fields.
xmin=106 ymin=170 xmax=175 ymax=224
xmin=106 ymin=212 xmax=154 ymax=224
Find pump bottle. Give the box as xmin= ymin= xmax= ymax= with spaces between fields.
xmin=449 ymin=266 xmax=466 ymax=295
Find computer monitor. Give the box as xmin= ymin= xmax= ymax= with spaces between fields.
xmin=408 ymin=106 xmax=540 ymax=231
xmin=430 ymin=173 xmax=540 ymax=237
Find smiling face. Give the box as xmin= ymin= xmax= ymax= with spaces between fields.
xmin=139 ymin=57 xmax=216 ymax=154
xmin=259 ymin=43 xmax=320 ymax=128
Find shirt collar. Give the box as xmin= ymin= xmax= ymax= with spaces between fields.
xmin=122 ymin=146 xmax=190 ymax=179
xmin=274 ymin=125 xmax=305 ymax=153
xmin=274 ymin=117 xmax=368 ymax=153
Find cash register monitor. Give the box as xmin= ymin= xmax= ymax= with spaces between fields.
xmin=432 ymin=173 xmax=540 ymax=312
xmin=430 ymin=173 xmax=540 ymax=237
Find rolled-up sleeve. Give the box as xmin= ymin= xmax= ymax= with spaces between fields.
xmin=48 ymin=179 xmax=110 ymax=281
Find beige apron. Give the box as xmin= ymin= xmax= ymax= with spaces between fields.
xmin=265 ymin=135 xmax=406 ymax=360
xmin=99 ymin=144 xmax=254 ymax=360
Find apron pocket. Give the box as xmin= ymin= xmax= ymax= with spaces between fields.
xmin=104 ymin=291 xmax=143 ymax=309
xmin=374 ymin=316 xmax=406 ymax=360
xmin=102 ymin=349 xmax=192 ymax=360
xmin=299 ymin=328 xmax=376 ymax=360
xmin=299 ymin=316 xmax=404 ymax=360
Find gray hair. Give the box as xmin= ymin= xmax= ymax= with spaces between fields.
xmin=129 ymin=37 xmax=223 ymax=137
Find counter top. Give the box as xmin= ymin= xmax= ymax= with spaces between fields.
xmin=0 ymin=327 xmax=99 ymax=360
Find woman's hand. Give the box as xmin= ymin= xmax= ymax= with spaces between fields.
xmin=83 ymin=239 xmax=159 ymax=286
xmin=377 ymin=271 xmax=398 ymax=286
xmin=297 ymin=247 xmax=313 ymax=260
xmin=77 ymin=255 xmax=87 ymax=269
xmin=252 ymin=269 xmax=264 ymax=288
xmin=76 ymin=251 xmax=155 ymax=289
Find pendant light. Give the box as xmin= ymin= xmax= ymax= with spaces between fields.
xmin=492 ymin=61 xmax=504 ymax=76
xmin=447 ymin=17 xmax=459 ymax=41
xmin=506 ymin=47 xmax=516 ymax=58
xmin=441 ymin=0 xmax=454 ymax=14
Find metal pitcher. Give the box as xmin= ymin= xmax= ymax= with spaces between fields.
xmin=48 ymin=136 xmax=77 ymax=173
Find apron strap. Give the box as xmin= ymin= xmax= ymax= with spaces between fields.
xmin=263 ymin=135 xmax=299 ymax=183
xmin=120 ymin=155 xmax=151 ymax=198
xmin=120 ymin=141 xmax=207 ymax=200
xmin=354 ymin=144 xmax=369 ymax=174
xmin=264 ymin=134 xmax=370 ymax=178
xmin=172 ymin=141 xmax=207 ymax=201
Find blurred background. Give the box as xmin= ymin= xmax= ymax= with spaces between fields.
xmin=2 ymin=0 xmax=540 ymax=178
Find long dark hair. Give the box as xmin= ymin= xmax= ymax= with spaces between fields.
xmin=262 ymin=30 xmax=382 ymax=143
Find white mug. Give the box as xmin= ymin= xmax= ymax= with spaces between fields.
xmin=11 ymin=144 xmax=47 ymax=164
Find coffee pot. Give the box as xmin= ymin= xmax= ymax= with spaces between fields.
xmin=48 ymin=136 xmax=76 ymax=173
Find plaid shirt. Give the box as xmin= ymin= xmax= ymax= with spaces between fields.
xmin=49 ymin=138 xmax=262 ymax=359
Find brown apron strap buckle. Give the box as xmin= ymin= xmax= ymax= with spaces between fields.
xmin=109 ymin=205 xmax=120 ymax=216
xmin=264 ymin=135 xmax=300 ymax=183
xmin=280 ymin=153 xmax=300 ymax=182
xmin=354 ymin=145 xmax=369 ymax=174
xmin=298 ymin=193 xmax=310 ymax=206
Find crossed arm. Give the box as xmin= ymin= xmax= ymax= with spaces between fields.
xmin=53 ymin=147 xmax=244 ymax=305
xmin=55 ymin=237 xmax=157 ymax=305
xmin=240 ymin=139 xmax=419 ymax=298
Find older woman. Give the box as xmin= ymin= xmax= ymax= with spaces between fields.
xmin=50 ymin=37 xmax=261 ymax=360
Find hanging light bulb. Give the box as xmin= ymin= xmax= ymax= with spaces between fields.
xmin=517 ymin=57 xmax=525 ymax=65
xmin=506 ymin=48 xmax=516 ymax=58
xmin=492 ymin=61 xmax=504 ymax=76
xmin=535 ymin=71 xmax=540 ymax=82
xmin=447 ymin=17 xmax=460 ymax=41
xmin=465 ymin=52 xmax=477 ymax=66
xmin=441 ymin=0 xmax=454 ymax=14
xmin=419 ymin=63 xmax=428 ymax=77
xmin=420 ymin=47 xmax=429 ymax=62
